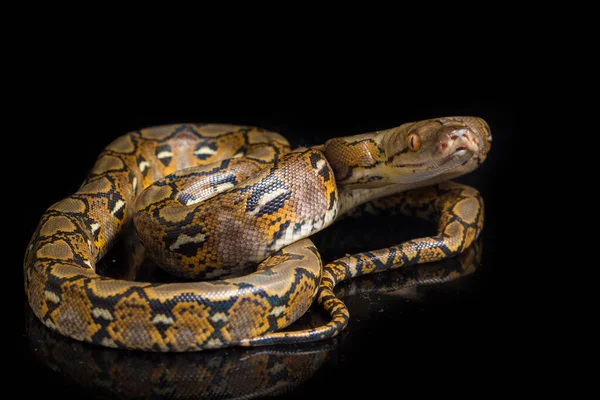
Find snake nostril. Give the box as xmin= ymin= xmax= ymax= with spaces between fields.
xmin=441 ymin=142 xmax=448 ymax=149
xmin=451 ymin=135 xmax=458 ymax=140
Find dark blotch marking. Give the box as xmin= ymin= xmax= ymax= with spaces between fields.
xmin=156 ymin=144 xmax=173 ymax=167
xmin=271 ymin=220 xmax=291 ymax=242
xmin=244 ymin=176 xmax=286 ymax=214
xmin=171 ymin=242 xmax=199 ymax=258
xmin=293 ymin=222 xmax=303 ymax=233
xmin=176 ymin=174 xmax=237 ymax=206
xmin=307 ymin=245 xmax=320 ymax=258
xmin=194 ymin=141 xmax=218 ymax=160
xmin=318 ymin=164 xmax=331 ymax=181
xmin=165 ymin=226 xmax=206 ymax=257
xmin=107 ymin=191 xmax=126 ymax=220
xmin=92 ymin=221 xmax=101 ymax=241
xmin=309 ymin=152 xmax=322 ymax=169
xmin=255 ymin=192 xmax=291 ymax=218
xmin=328 ymin=191 xmax=336 ymax=210
xmin=136 ymin=155 xmax=149 ymax=177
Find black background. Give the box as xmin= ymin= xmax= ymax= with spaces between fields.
xmin=18 ymin=81 xmax=517 ymax=398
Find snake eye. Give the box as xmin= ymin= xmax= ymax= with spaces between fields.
xmin=408 ymin=133 xmax=421 ymax=152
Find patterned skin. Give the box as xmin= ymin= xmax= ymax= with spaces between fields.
xmin=25 ymin=241 xmax=480 ymax=398
xmin=24 ymin=117 xmax=491 ymax=351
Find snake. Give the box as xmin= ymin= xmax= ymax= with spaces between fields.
xmin=24 ymin=116 xmax=491 ymax=351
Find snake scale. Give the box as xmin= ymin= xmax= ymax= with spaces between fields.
xmin=24 ymin=117 xmax=491 ymax=351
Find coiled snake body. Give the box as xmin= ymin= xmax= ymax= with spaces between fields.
xmin=24 ymin=117 xmax=491 ymax=351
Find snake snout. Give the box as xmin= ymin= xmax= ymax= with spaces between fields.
xmin=462 ymin=117 xmax=491 ymax=145
xmin=437 ymin=117 xmax=491 ymax=160
xmin=438 ymin=125 xmax=479 ymax=158
xmin=461 ymin=117 xmax=492 ymax=160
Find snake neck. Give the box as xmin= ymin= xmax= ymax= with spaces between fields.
xmin=317 ymin=130 xmax=397 ymax=215
xmin=319 ymin=137 xmax=459 ymax=216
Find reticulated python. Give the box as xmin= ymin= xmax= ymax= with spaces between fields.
xmin=24 ymin=117 xmax=491 ymax=351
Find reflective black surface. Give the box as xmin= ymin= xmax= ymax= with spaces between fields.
xmin=21 ymin=104 xmax=514 ymax=398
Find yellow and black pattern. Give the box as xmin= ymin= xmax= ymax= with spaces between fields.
xmin=24 ymin=117 xmax=491 ymax=351
xmin=25 ymin=242 xmax=480 ymax=398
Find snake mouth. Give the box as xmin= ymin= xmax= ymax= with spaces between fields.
xmin=397 ymin=147 xmax=471 ymax=169
xmin=447 ymin=147 xmax=469 ymax=165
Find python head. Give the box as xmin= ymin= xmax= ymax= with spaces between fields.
xmin=324 ymin=116 xmax=492 ymax=189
